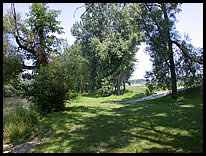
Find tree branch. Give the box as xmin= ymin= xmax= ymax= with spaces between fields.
xmin=10 ymin=3 xmax=35 ymax=54
xmin=14 ymin=35 xmax=35 ymax=54
xmin=171 ymin=40 xmax=203 ymax=65
xmin=145 ymin=3 xmax=163 ymax=33
xmin=81 ymin=3 xmax=94 ymax=17
xmin=130 ymin=4 xmax=171 ymax=67
xmin=73 ymin=4 xmax=85 ymax=18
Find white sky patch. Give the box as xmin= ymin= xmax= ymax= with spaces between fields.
xmin=131 ymin=43 xmax=152 ymax=80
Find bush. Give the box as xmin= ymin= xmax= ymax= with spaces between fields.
xmin=22 ymin=57 xmax=78 ymax=114
xmin=3 ymin=105 xmax=41 ymax=144
xmin=3 ymin=83 xmax=21 ymax=97
xmin=145 ymin=88 xmax=152 ymax=96
xmin=99 ymin=77 xmax=113 ymax=96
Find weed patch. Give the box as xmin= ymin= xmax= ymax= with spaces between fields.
xmin=3 ymin=105 xmax=41 ymax=145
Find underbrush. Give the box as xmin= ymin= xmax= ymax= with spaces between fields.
xmin=3 ymin=105 xmax=41 ymax=145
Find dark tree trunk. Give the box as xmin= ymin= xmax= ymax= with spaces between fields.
xmin=169 ymin=42 xmax=177 ymax=99
xmin=123 ymin=81 xmax=126 ymax=92
xmin=161 ymin=3 xmax=178 ymax=99
xmin=116 ymin=75 xmax=121 ymax=96
xmin=170 ymin=62 xmax=177 ymax=99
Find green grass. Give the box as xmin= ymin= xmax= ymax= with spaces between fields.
xmin=27 ymin=86 xmax=202 ymax=153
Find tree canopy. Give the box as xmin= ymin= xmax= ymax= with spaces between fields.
xmin=71 ymin=3 xmax=144 ymax=95
xmin=4 ymin=3 xmax=64 ymax=69
xmin=3 ymin=3 xmax=203 ymax=113
xmin=130 ymin=3 xmax=203 ymax=99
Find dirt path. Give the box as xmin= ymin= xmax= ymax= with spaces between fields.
xmin=122 ymin=87 xmax=186 ymax=104
xmin=3 ymin=130 xmax=55 ymax=153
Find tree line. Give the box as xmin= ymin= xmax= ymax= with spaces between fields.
xmin=3 ymin=3 xmax=203 ymax=113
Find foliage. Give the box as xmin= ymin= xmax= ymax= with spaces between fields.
xmin=175 ymin=41 xmax=203 ymax=87
xmin=144 ymin=86 xmax=154 ymax=96
xmin=3 ymin=105 xmax=41 ymax=144
xmin=25 ymin=3 xmax=64 ymax=60
xmin=71 ymin=3 xmax=144 ymax=95
xmin=4 ymin=3 xmax=64 ymax=68
xmin=21 ymin=57 xmax=78 ymax=114
xmin=63 ymin=43 xmax=90 ymax=93
xmin=3 ymin=19 xmax=23 ymax=97
xmin=3 ymin=83 xmax=21 ymax=97
xmin=3 ymin=22 xmax=23 ymax=85
xmin=132 ymin=3 xmax=203 ymax=99
xmin=99 ymin=76 xmax=114 ymax=95
xmin=135 ymin=3 xmax=180 ymax=99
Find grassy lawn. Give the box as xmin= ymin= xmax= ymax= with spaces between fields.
xmin=26 ymin=86 xmax=203 ymax=153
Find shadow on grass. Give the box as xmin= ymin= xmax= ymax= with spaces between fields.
xmin=32 ymin=87 xmax=203 ymax=153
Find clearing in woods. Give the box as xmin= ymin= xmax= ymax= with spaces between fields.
xmin=4 ymin=86 xmax=203 ymax=153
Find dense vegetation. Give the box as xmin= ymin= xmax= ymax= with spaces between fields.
xmin=3 ymin=3 xmax=203 ymax=153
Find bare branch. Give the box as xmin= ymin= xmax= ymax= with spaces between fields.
xmin=10 ymin=3 xmax=35 ymax=54
xmin=81 ymin=3 xmax=94 ymax=17
xmin=73 ymin=4 xmax=85 ymax=18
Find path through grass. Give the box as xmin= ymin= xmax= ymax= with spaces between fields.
xmin=30 ymin=86 xmax=203 ymax=153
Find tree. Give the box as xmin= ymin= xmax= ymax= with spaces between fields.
xmin=63 ymin=43 xmax=90 ymax=93
xmin=71 ymin=3 xmax=144 ymax=95
xmin=4 ymin=3 xmax=64 ymax=70
xmin=131 ymin=3 xmax=203 ymax=99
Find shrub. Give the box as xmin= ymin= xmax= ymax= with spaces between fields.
xmin=145 ymin=88 xmax=152 ymax=96
xmin=99 ymin=77 xmax=113 ymax=96
xmin=3 ymin=83 xmax=21 ymax=97
xmin=3 ymin=105 xmax=41 ymax=144
xmin=22 ymin=57 xmax=78 ymax=114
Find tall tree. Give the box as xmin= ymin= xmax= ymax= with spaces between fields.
xmin=4 ymin=3 xmax=64 ymax=70
xmin=131 ymin=3 xmax=203 ymax=99
xmin=71 ymin=3 xmax=144 ymax=95
xmin=63 ymin=43 xmax=90 ymax=93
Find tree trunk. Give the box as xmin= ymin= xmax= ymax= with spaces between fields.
xmin=169 ymin=42 xmax=177 ymax=99
xmin=161 ymin=3 xmax=178 ymax=99
xmin=116 ymin=75 xmax=121 ymax=96
xmin=123 ymin=80 xmax=126 ymax=92
xmin=170 ymin=63 xmax=177 ymax=99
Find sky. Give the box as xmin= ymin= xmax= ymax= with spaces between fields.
xmin=3 ymin=3 xmax=203 ymax=80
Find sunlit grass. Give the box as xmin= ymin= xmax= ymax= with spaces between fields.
xmin=29 ymin=85 xmax=202 ymax=153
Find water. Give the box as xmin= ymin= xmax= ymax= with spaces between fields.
xmin=3 ymin=97 xmax=31 ymax=119
xmin=125 ymin=82 xmax=146 ymax=87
